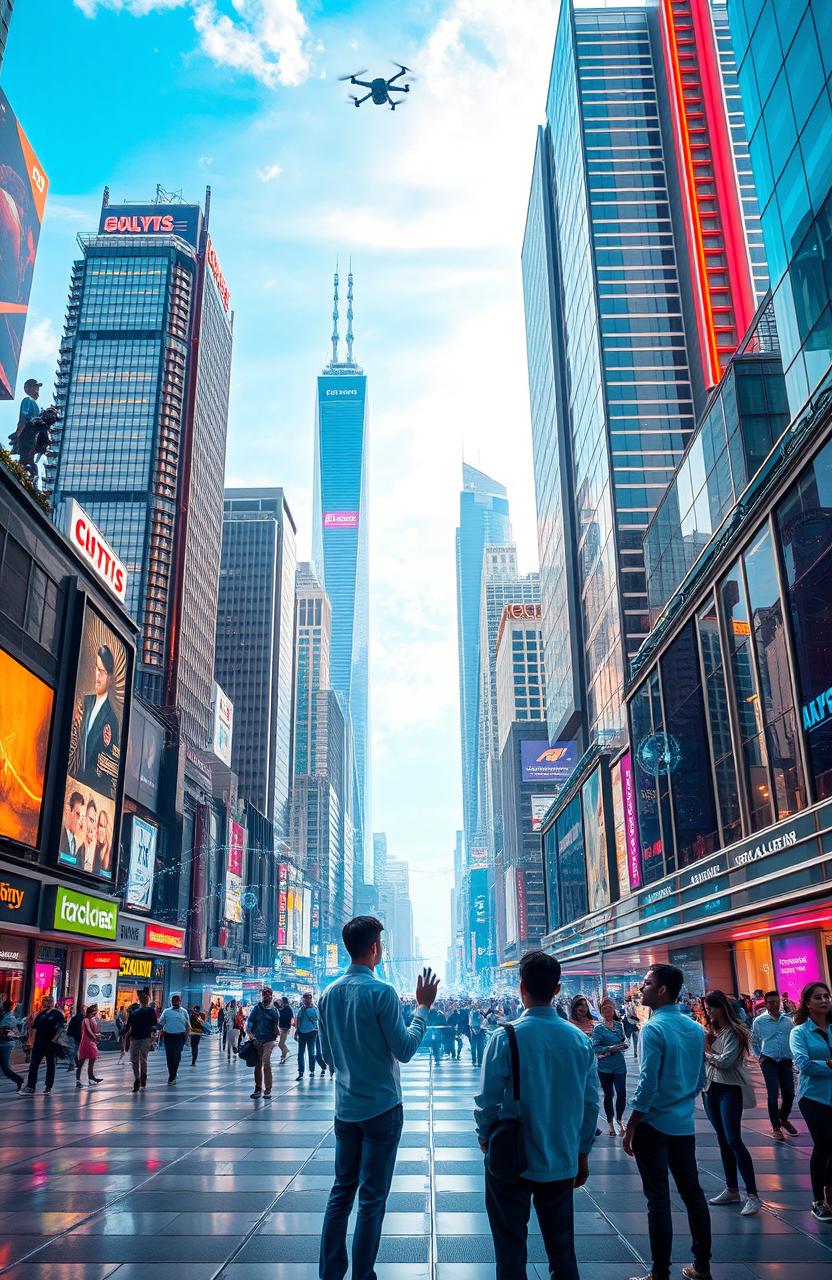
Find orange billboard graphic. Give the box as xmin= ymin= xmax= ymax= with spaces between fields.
xmin=0 ymin=646 xmax=54 ymax=846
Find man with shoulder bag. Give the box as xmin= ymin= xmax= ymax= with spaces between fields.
xmin=247 ymin=986 xmax=281 ymax=1099
xmin=474 ymin=951 xmax=598 ymax=1280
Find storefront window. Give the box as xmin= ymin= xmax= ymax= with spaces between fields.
xmin=777 ymin=434 xmax=832 ymax=799
xmin=720 ymin=561 xmax=774 ymax=831
xmin=557 ymin=793 xmax=587 ymax=925
xmin=697 ymin=596 xmax=742 ymax=843
xmin=660 ymin=622 xmax=719 ymax=867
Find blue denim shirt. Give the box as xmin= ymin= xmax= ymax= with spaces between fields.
xmin=473 ymin=1007 xmax=598 ymax=1182
xmin=592 ymin=1020 xmax=629 ymax=1074
xmin=317 ymin=965 xmax=427 ymax=1121
xmin=630 ymin=1004 xmax=706 ymax=1135
xmin=751 ymin=1011 xmax=793 ymax=1061
xmin=789 ymin=1020 xmax=832 ymax=1106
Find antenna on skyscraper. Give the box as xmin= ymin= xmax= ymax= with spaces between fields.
xmin=346 ymin=259 xmax=355 ymax=364
xmin=331 ymin=265 xmax=340 ymax=365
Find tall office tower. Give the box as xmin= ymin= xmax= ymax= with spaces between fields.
xmin=292 ymin=562 xmax=332 ymax=778
xmin=381 ymin=857 xmax=415 ymax=986
xmin=312 ymin=268 xmax=371 ymax=888
xmin=0 ymin=0 xmax=13 ymax=70
xmin=477 ymin=546 xmax=540 ymax=857
xmin=494 ymin=604 xmax=548 ymax=751
xmin=373 ymin=832 xmax=388 ymax=895
xmin=214 ymin=489 xmax=297 ymax=828
xmin=48 ymin=190 xmax=233 ymax=749
xmin=455 ymin=465 xmax=512 ymax=860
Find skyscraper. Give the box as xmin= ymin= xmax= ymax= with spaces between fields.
xmin=0 ymin=1 xmax=13 ymax=70
xmin=214 ymin=489 xmax=297 ymax=829
xmin=312 ymin=268 xmax=370 ymax=888
xmin=292 ymin=562 xmax=332 ymax=778
xmin=455 ymin=465 xmax=512 ymax=859
xmin=48 ymin=190 xmax=233 ymax=750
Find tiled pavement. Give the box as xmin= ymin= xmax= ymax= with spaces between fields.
xmin=0 ymin=1035 xmax=830 ymax=1279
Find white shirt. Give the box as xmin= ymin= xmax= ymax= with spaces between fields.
xmin=86 ymin=693 xmax=108 ymax=744
xmin=159 ymin=1006 xmax=190 ymax=1035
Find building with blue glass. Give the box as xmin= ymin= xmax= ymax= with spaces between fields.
xmin=311 ymin=270 xmax=370 ymax=893
xmin=47 ymin=191 xmax=233 ymax=752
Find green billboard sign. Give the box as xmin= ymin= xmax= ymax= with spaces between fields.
xmin=51 ymin=885 xmax=118 ymax=940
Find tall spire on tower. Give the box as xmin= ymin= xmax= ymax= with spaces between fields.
xmin=331 ymin=265 xmax=340 ymax=365
xmin=346 ymin=260 xmax=355 ymax=365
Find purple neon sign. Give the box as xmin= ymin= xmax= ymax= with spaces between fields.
xmin=620 ymin=751 xmax=642 ymax=890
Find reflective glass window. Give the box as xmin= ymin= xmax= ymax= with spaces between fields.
xmin=720 ymin=561 xmax=773 ymax=830
xmin=557 ymin=793 xmax=588 ymax=926
xmin=660 ymin=623 xmax=719 ymax=867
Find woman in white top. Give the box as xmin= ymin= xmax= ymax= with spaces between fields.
xmin=702 ymin=989 xmax=760 ymax=1216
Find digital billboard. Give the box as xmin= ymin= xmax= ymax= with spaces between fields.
xmin=125 ymin=815 xmax=157 ymax=911
xmin=0 ymin=87 xmax=48 ymax=401
xmin=323 ymin=511 xmax=359 ymax=529
xmin=211 ymin=681 xmax=233 ymax=767
xmin=582 ymin=767 xmax=610 ymax=912
xmin=520 ymin=739 xmax=577 ymax=784
xmin=57 ymin=604 xmax=130 ymax=883
xmin=0 ymin=646 xmax=53 ymax=847
xmin=98 ymin=202 xmax=200 ymax=249
xmin=224 ymin=819 xmax=244 ymax=924
xmin=277 ymin=862 xmax=288 ymax=946
xmin=125 ymin=704 xmax=164 ymax=811
xmin=771 ymin=931 xmax=824 ymax=1002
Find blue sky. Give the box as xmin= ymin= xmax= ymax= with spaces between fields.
xmin=2 ymin=0 xmax=558 ymax=965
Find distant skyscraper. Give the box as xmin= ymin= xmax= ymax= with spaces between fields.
xmin=214 ymin=489 xmax=297 ymax=830
xmin=312 ymin=268 xmax=370 ymax=888
xmin=48 ymin=189 xmax=233 ymax=749
xmin=455 ymin=465 xmax=512 ymax=860
xmin=292 ymin=562 xmax=332 ymax=778
xmin=0 ymin=1 xmax=13 ymax=69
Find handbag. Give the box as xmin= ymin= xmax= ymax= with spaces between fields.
xmin=485 ymin=1023 xmax=527 ymax=1181
xmin=238 ymin=1037 xmax=259 ymax=1068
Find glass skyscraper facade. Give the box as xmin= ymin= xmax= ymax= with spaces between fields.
xmin=47 ymin=195 xmax=233 ymax=750
xmin=455 ymin=464 xmax=512 ymax=859
xmin=292 ymin=562 xmax=331 ymax=779
xmin=214 ymin=489 xmax=297 ymax=831
xmin=0 ymin=0 xmax=13 ymax=70
xmin=311 ymin=270 xmax=370 ymax=885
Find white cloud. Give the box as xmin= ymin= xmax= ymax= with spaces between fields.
xmin=20 ymin=317 xmax=60 ymax=366
xmin=256 ymin=163 xmax=283 ymax=182
xmin=74 ymin=0 xmax=313 ymax=87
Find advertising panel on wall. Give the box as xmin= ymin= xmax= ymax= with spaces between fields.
xmin=469 ymin=866 xmax=489 ymax=972
xmin=0 ymin=868 xmax=41 ymax=927
xmin=277 ymin=862 xmax=288 ymax=947
xmin=610 ymin=760 xmax=629 ymax=898
xmin=582 ymin=767 xmax=610 ymax=912
xmin=516 ymin=869 xmax=528 ymax=943
xmin=504 ymin=866 xmax=518 ymax=946
xmin=301 ymin=887 xmax=312 ymax=958
xmin=125 ymin=815 xmax=157 ymax=911
xmin=125 ymin=705 xmax=164 ymax=810
xmin=0 ymin=87 xmax=48 ymax=401
xmin=619 ymin=751 xmax=643 ymax=890
xmin=45 ymin=884 xmax=119 ymax=941
xmin=211 ymin=682 xmax=233 ymax=767
xmin=224 ymin=819 xmax=244 ymax=924
xmin=82 ymin=950 xmax=119 ymax=1021
xmin=98 ymin=202 xmax=201 ymax=248
xmin=530 ymin=795 xmax=554 ymax=832
xmin=520 ymin=740 xmax=578 ymax=784
xmin=57 ymin=604 xmax=130 ymax=884
xmin=557 ymin=793 xmax=587 ymax=925
xmin=771 ymin=931 xmax=824 ymax=1002
xmin=64 ymin=500 xmax=127 ymax=604
xmin=0 ymin=646 xmax=54 ymax=847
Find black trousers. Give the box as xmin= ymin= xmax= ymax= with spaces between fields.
xmin=26 ymin=1043 xmax=57 ymax=1091
xmin=163 ymin=1032 xmax=186 ymax=1080
xmin=484 ymin=1167 xmax=578 ymax=1280
xmin=799 ymin=1096 xmax=832 ymax=1202
xmin=632 ymin=1122 xmax=711 ymax=1280
xmin=600 ymin=1071 xmax=627 ymax=1122
xmin=760 ymin=1057 xmax=795 ymax=1129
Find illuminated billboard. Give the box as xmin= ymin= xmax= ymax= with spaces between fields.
xmin=125 ymin=815 xmax=157 ymax=911
xmin=0 ymin=87 xmax=49 ymax=400
xmin=98 ymin=202 xmax=200 ymax=249
xmin=225 ymin=819 xmax=244 ymax=924
xmin=323 ymin=511 xmax=359 ymax=529
xmin=277 ymin=862 xmax=288 ymax=946
xmin=520 ymin=739 xmax=577 ymax=784
xmin=211 ymin=682 xmax=233 ymax=767
xmin=0 ymin=646 xmax=53 ymax=847
xmin=57 ymin=604 xmax=130 ymax=884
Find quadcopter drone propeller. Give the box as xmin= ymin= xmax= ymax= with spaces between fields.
xmin=391 ymin=60 xmax=417 ymax=80
xmin=338 ymin=69 xmax=368 ymax=81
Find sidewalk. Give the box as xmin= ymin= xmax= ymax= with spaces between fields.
xmin=0 ymin=1037 xmax=829 ymax=1278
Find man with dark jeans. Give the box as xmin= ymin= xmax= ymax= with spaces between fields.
xmin=752 ymin=991 xmax=797 ymax=1140
xmin=295 ymin=992 xmax=327 ymax=1079
xmin=474 ymin=951 xmax=597 ymax=1280
xmin=318 ymin=916 xmax=438 ymax=1280
xmin=623 ymin=964 xmax=712 ymax=1280
xmin=158 ymin=994 xmax=190 ymax=1084
xmin=23 ymin=996 xmax=65 ymax=1094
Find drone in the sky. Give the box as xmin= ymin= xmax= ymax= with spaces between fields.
xmin=339 ymin=63 xmax=414 ymax=110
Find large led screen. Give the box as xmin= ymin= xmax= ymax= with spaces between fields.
xmin=0 ymin=646 xmax=53 ymax=846
xmin=0 ymin=88 xmax=48 ymax=400
xmin=57 ymin=605 xmax=130 ymax=883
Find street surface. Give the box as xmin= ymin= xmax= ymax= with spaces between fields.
xmin=0 ymin=1036 xmax=830 ymax=1278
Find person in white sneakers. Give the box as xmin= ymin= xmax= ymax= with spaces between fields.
xmin=702 ymin=990 xmax=761 ymax=1217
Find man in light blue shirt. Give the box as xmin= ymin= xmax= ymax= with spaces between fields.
xmin=317 ymin=915 xmax=439 ymax=1280
xmin=623 ymin=965 xmax=711 ymax=1280
xmin=158 ymin=994 xmax=190 ymax=1084
xmin=751 ymin=991 xmax=796 ymax=1140
xmin=474 ymin=951 xmax=596 ymax=1280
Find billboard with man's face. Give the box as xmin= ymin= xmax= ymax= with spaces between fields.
xmin=57 ymin=605 xmax=130 ymax=884
xmin=0 ymin=88 xmax=48 ymax=400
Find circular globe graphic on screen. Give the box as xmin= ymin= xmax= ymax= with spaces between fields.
xmin=636 ymin=732 xmax=682 ymax=777
xmin=241 ymin=889 xmax=258 ymax=912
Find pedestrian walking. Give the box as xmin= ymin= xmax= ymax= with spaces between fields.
xmin=76 ymin=1004 xmax=103 ymax=1087
xmin=317 ymin=915 xmax=438 ymax=1280
xmin=158 ymin=994 xmax=190 ymax=1084
xmin=474 ymin=951 xmax=597 ymax=1280
xmin=623 ymin=995 xmax=641 ymax=1058
xmin=277 ymin=996 xmax=293 ymax=1063
xmin=65 ymin=1002 xmax=83 ymax=1072
xmin=295 ymin=991 xmax=328 ymax=1079
xmin=217 ymin=1002 xmax=227 ymax=1052
xmin=0 ymin=998 xmax=23 ymax=1091
xmin=751 ymin=991 xmax=797 ymax=1142
xmin=622 ymin=964 xmax=712 ymax=1280
xmin=701 ymin=989 xmax=760 ymax=1215
xmin=23 ymin=996 xmax=66 ymax=1094
xmin=470 ymin=1006 xmax=486 ymax=1066
xmin=427 ymin=1005 xmax=448 ymax=1063
xmin=789 ymin=980 xmax=832 ymax=1221
xmin=125 ymin=989 xmax=158 ymax=1093
xmin=228 ymin=1002 xmax=245 ymax=1061
xmin=247 ymin=986 xmax=281 ymax=1099
xmin=593 ymin=996 xmax=629 ymax=1136
xmin=189 ymin=1005 xmax=206 ymax=1065
xmin=569 ymin=995 xmax=595 ymax=1037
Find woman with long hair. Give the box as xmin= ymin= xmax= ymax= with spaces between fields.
xmin=702 ymin=989 xmax=760 ymax=1215
xmin=76 ymin=1003 xmax=102 ymax=1087
xmin=592 ymin=996 xmax=629 ymax=1135
xmin=790 ymin=981 xmax=832 ymax=1221
xmin=569 ymin=994 xmax=595 ymax=1036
